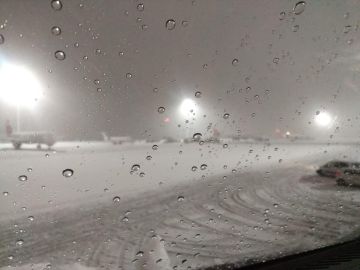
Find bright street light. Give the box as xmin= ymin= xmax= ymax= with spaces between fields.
xmin=0 ymin=64 xmax=42 ymax=108
xmin=178 ymin=98 xmax=200 ymax=139
xmin=179 ymin=98 xmax=198 ymax=117
xmin=0 ymin=63 xmax=43 ymax=131
xmin=314 ymin=111 xmax=332 ymax=127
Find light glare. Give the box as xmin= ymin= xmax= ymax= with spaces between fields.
xmin=179 ymin=98 xmax=198 ymax=117
xmin=315 ymin=111 xmax=332 ymax=127
xmin=0 ymin=64 xmax=42 ymax=108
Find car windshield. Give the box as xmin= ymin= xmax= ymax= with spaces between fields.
xmin=1 ymin=1 xmax=360 ymax=270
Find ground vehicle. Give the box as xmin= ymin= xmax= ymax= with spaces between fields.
xmin=10 ymin=132 xmax=55 ymax=149
xmin=1 ymin=1 xmax=360 ymax=270
xmin=316 ymin=161 xmax=351 ymax=178
xmin=336 ymin=165 xmax=360 ymax=186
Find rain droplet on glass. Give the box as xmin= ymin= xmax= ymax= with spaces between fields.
xmin=292 ymin=25 xmax=300 ymax=32
xmin=293 ymin=1 xmax=306 ymax=15
xmin=51 ymin=26 xmax=61 ymax=36
xmin=55 ymin=50 xmax=66 ymax=60
xmin=193 ymin=133 xmax=202 ymax=140
xmin=182 ymin=20 xmax=189 ymax=27
xmin=137 ymin=3 xmax=144 ymax=11
xmin=165 ymin=19 xmax=176 ymax=30
xmin=51 ymin=0 xmax=63 ymax=11
xmin=113 ymin=196 xmax=121 ymax=203
xmin=195 ymin=91 xmax=202 ymax=98
xmin=200 ymin=164 xmax=207 ymax=170
xmin=18 ymin=175 xmax=28 ymax=182
xmin=62 ymin=169 xmax=74 ymax=177
xmin=0 ymin=34 xmax=5 ymax=44
xmin=131 ymin=164 xmax=140 ymax=172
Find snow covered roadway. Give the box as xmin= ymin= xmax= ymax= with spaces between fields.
xmin=1 ymin=141 xmax=360 ymax=270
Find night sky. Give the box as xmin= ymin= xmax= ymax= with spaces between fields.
xmin=0 ymin=0 xmax=359 ymax=140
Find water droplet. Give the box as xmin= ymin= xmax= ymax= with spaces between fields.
xmin=51 ymin=0 xmax=63 ymax=11
xmin=27 ymin=168 xmax=32 ymax=172
xmin=182 ymin=20 xmax=189 ymax=27
xmin=273 ymin=57 xmax=279 ymax=64
xmin=54 ymin=50 xmax=66 ymax=60
xmin=165 ymin=19 xmax=176 ymax=30
xmin=139 ymin=172 xmax=145 ymax=177
xmin=62 ymin=169 xmax=74 ymax=178
xmin=146 ymin=155 xmax=152 ymax=160
xmin=191 ymin=166 xmax=198 ymax=171
xmin=131 ymin=164 xmax=140 ymax=171
xmin=223 ymin=144 xmax=228 ymax=148
xmin=279 ymin=11 xmax=286 ymax=20
xmin=195 ymin=91 xmax=202 ymax=98
xmin=113 ymin=196 xmax=121 ymax=203
xmin=273 ymin=203 xmax=279 ymax=208
xmin=200 ymin=164 xmax=207 ymax=170
xmin=292 ymin=25 xmax=300 ymax=32
xmin=232 ymin=58 xmax=239 ymax=66
xmin=193 ymin=133 xmax=202 ymax=140
xmin=122 ymin=216 xmax=129 ymax=222
xmin=125 ymin=73 xmax=132 ymax=79
xmin=177 ymin=195 xmax=184 ymax=202
xmin=136 ymin=251 xmax=144 ymax=257
xmin=293 ymin=1 xmax=306 ymax=15
xmin=27 ymin=216 xmax=34 ymax=221
xmin=0 ymin=34 xmax=4 ymax=44
xmin=152 ymin=144 xmax=158 ymax=150
xmin=16 ymin=239 xmax=24 ymax=246
xmin=3 ymin=191 xmax=9 ymax=196
xmin=158 ymin=106 xmax=165 ymax=113
xmin=137 ymin=3 xmax=144 ymax=11
xmin=223 ymin=113 xmax=230 ymax=119
xmin=95 ymin=48 xmax=101 ymax=55
xmin=51 ymin=26 xmax=61 ymax=36
xmin=8 ymin=255 xmax=14 ymax=260
xmin=343 ymin=25 xmax=352 ymax=34
xmin=18 ymin=175 xmax=28 ymax=182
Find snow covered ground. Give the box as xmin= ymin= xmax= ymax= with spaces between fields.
xmin=1 ymin=141 xmax=360 ymax=269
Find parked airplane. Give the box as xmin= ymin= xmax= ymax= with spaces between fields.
xmin=101 ymin=132 xmax=132 ymax=145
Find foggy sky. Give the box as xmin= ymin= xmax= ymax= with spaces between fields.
xmin=0 ymin=0 xmax=360 ymax=140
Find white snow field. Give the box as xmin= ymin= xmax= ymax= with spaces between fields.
xmin=1 ymin=141 xmax=360 ymax=270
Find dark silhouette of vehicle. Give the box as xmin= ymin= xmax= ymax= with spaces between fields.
xmin=10 ymin=132 xmax=55 ymax=150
